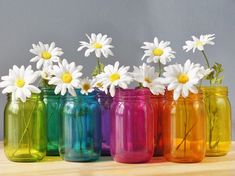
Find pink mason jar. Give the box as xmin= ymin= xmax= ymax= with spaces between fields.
xmin=110 ymin=88 xmax=154 ymax=163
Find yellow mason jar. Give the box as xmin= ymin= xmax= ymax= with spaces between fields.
xmin=201 ymin=86 xmax=232 ymax=156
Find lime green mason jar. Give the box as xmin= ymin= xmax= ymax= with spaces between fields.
xmin=4 ymin=93 xmax=47 ymax=162
xmin=201 ymin=86 xmax=232 ymax=156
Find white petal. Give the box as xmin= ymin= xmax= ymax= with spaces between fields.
xmin=109 ymin=84 xmax=116 ymax=97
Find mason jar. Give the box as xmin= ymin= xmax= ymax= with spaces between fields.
xmin=4 ymin=93 xmax=46 ymax=162
xmin=41 ymin=88 xmax=61 ymax=156
xmin=163 ymin=91 xmax=206 ymax=163
xmin=150 ymin=94 xmax=166 ymax=156
xmin=59 ymin=90 xmax=102 ymax=162
xmin=97 ymin=90 xmax=113 ymax=156
xmin=201 ymin=86 xmax=232 ymax=156
xmin=110 ymin=88 xmax=154 ymax=163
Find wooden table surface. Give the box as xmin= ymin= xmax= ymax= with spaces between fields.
xmin=0 ymin=142 xmax=235 ymax=176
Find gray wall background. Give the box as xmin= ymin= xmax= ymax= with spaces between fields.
xmin=0 ymin=0 xmax=234 ymax=140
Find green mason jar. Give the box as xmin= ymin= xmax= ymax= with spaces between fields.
xmin=4 ymin=93 xmax=46 ymax=162
xmin=42 ymin=88 xmax=61 ymax=156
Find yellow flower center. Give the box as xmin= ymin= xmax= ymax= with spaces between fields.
xmin=196 ymin=41 xmax=203 ymax=47
xmin=41 ymin=51 xmax=52 ymax=60
xmin=109 ymin=73 xmax=120 ymax=83
xmin=61 ymin=72 xmax=73 ymax=83
xmin=144 ymin=77 xmax=152 ymax=83
xmin=92 ymin=42 xmax=102 ymax=49
xmin=15 ymin=79 xmax=25 ymax=88
xmin=96 ymin=82 xmax=103 ymax=88
xmin=153 ymin=48 xmax=164 ymax=56
xmin=178 ymin=73 xmax=189 ymax=84
xmin=83 ymin=83 xmax=90 ymax=91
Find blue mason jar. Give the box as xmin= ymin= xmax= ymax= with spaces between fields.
xmin=59 ymin=89 xmax=102 ymax=162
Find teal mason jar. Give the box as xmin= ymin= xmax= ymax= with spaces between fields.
xmin=42 ymin=88 xmax=61 ymax=156
xmin=4 ymin=93 xmax=46 ymax=162
xmin=59 ymin=90 xmax=102 ymax=162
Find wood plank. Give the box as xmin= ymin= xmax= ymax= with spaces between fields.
xmin=0 ymin=142 xmax=235 ymax=176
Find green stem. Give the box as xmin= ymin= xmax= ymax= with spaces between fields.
xmin=176 ymin=99 xmax=198 ymax=156
xmin=176 ymin=121 xmax=197 ymax=151
xmin=201 ymin=50 xmax=210 ymax=69
xmin=201 ymin=50 xmax=212 ymax=85
xmin=97 ymin=57 xmax=101 ymax=74
xmin=158 ymin=60 xmax=162 ymax=76
xmin=12 ymin=101 xmax=37 ymax=157
xmin=183 ymin=99 xmax=187 ymax=156
xmin=207 ymin=95 xmax=220 ymax=150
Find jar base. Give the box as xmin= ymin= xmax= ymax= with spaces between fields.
xmin=206 ymin=151 xmax=228 ymax=157
xmin=112 ymin=152 xmax=152 ymax=163
xmin=154 ymin=149 xmax=164 ymax=157
xmin=101 ymin=146 xmax=110 ymax=156
xmin=6 ymin=152 xmax=44 ymax=162
xmin=60 ymin=149 xmax=100 ymax=162
xmin=165 ymin=156 xmax=203 ymax=163
xmin=46 ymin=150 xmax=59 ymax=156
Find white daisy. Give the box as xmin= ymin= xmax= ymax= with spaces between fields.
xmin=78 ymin=77 xmax=95 ymax=95
xmin=30 ymin=41 xmax=64 ymax=69
xmin=183 ymin=34 xmax=215 ymax=52
xmin=95 ymin=61 xmax=132 ymax=97
xmin=132 ymin=63 xmax=165 ymax=95
xmin=0 ymin=65 xmax=41 ymax=102
xmin=93 ymin=77 xmax=106 ymax=92
xmin=77 ymin=33 xmax=114 ymax=58
xmin=41 ymin=65 xmax=53 ymax=80
xmin=162 ymin=59 xmax=202 ymax=100
xmin=48 ymin=59 xmax=83 ymax=96
xmin=141 ymin=37 xmax=175 ymax=65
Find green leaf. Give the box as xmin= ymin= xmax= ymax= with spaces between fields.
xmin=92 ymin=62 xmax=105 ymax=76
xmin=207 ymin=62 xmax=224 ymax=85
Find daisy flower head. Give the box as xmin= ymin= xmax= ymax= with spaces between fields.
xmin=77 ymin=33 xmax=114 ymax=58
xmin=78 ymin=77 xmax=95 ymax=95
xmin=41 ymin=65 xmax=53 ymax=80
xmin=48 ymin=59 xmax=83 ymax=96
xmin=30 ymin=41 xmax=64 ymax=69
xmin=183 ymin=34 xmax=215 ymax=52
xmin=93 ymin=77 xmax=106 ymax=92
xmin=162 ymin=59 xmax=202 ymax=100
xmin=141 ymin=37 xmax=175 ymax=65
xmin=132 ymin=63 xmax=165 ymax=95
xmin=0 ymin=65 xmax=41 ymax=102
xmin=95 ymin=61 xmax=133 ymax=97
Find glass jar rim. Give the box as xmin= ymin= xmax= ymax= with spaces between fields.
xmin=113 ymin=88 xmax=151 ymax=100
xmin=200 ymin=86 xmax=228 ymax=92
xmin=165 ymin=90 xmax=203 ymax=101
xmin=62 ymin=89 xmax=97 ymax=99
xmin=7 ymin=93 xmax=41 ymax=101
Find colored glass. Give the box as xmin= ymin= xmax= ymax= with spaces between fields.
xmin=201 ymin=86 xmax=232 ymax=156
xmin=110 ymin=88 xmax=154 ymax=163
xmin=97 ymin=90 xmax=113 ymax=156
xmin=4 ymin=93 xmax=46 ymax=162
xmin=163 ymin=91 xmax=206 ymax=163
xmin=150 ymin=94 xmax=165 ymax=156
xmin=59 ymin=90 xmax=102 ymax=162
xmin=42 ymin=88 xmax=61 ymax=156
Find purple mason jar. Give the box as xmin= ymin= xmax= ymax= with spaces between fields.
xmin=110 ymin=88 xmax=154 ymax=163
xmin=97 ymin=90 xmax=113 ymax=156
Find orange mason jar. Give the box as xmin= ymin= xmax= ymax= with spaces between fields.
xmin=163 ymin=91 xmax=206 ymax=163
xmin=150 ymin=94 xmax=165 ymax=156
